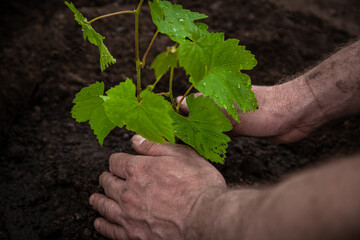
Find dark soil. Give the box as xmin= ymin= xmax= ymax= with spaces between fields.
xmin=1 ymin=0 xmax=359 ymax=239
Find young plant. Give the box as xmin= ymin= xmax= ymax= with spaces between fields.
xmin=65 ymin=0 xmax=257 ymax=164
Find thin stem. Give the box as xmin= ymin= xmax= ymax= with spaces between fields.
xmin=134 ymin=13 xmax=140 ymax=62
xmin=136 ymin=60 xmax=142 ymax=99
xmin=136 ymin=0 xmax=146 ymax=12
xmin=158 ymin=92 xmax=170 ymax=97
xmin=141 ymin=30 xmax=159 ymax=68
xmin=148 ymin=77 xmax=161 ymax=92
xmin=169 ymin=66 xmax=175 ymax=108
xmin=176 ymin=84 xmax=194 ymax=113
xmin=134 ymin=0 xmax=145 ymax=99
xmin=88 ymin=10 xmax=135 ymax=25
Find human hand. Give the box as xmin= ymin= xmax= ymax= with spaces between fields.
xmin=89 ymin=135 xmax=226 ymax=240
xmin=177 ymin=78 xmax=323 ymax=143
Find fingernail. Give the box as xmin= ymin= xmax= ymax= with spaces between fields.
xmin=131 ymin=134 xmax=146 ymax=145
xmin=94 ymin=218 xmax=100 ymax=230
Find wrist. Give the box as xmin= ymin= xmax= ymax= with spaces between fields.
xmin=184 ymin=187 xmax=225 ymax=240
xmin=184 ymin=187 xmax=263 ymax=240
xmin=273 ymin=76 xmax=325 ymax=139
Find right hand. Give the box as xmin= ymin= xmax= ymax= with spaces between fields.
xmin=177 ymin=79 xmax=323 ymax=143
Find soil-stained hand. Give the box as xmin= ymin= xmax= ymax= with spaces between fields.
xmin=177 ymin=80 xmax=322 ymax=143
xmin=89 ymin=134 xmax=226 ymax=240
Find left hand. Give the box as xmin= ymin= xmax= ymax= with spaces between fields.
xmin=89 ymin=134 xmax=226 ymax=240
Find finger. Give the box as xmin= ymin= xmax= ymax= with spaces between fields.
xmin=131 ymin=134 xmax=197 ymax=157
xmin=89 ymin=193 xmax=122 ymax=224
xmin=99 ymin=172 xmax=126 ymax=203
xmin=94 ymin=217 xmax=128 ymax=240
xmin=109 ymin=153 xmax=142 ymax=179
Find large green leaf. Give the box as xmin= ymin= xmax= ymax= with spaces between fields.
xmin=170 ymin=94 xmax=232 ymax=163
xmin=149 ymin=0 xmax=208 ymax=44
xmin=178 ymin=32 xmax=222 ymax=82
xmin=178 ymin=32 xmax=258 ymax=121
xmin=71 ymin=82 xmax=116 ymax=145
xmin=65 ymin=1 xmax=116 ymax=71
xmin=104 ymin=79 xmax=175 ymax=144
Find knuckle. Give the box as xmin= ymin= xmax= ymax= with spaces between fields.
xmin=146 ymin=142 xmax=160 ymax=155
xmin=120 ymin=190 xmax=136 ymax=206
xmin=125 ymin=164 xmax=136 ymax=177
xmin=99 ymin=221 xmax=109 ymax=237
xmin=99 ymin=197 xmax=107 ymax=212
xmin=105 ymin=200 xmax=116 ymax=217
xmin=125 ymin=159 xmax=140 ymax=177
xmin=114 ymin=228 xmax=125 ymax=240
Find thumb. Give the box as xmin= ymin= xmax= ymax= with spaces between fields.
xmin=131 ymin=134 xmax=177 ymax=156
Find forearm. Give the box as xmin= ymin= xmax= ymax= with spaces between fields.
xmin=185 ymin=187 xmax=262 ymax=240
xmin=301 ymin=40 xmax=360 ymax=124
xmin=185 ymin=154 xmax=360 ymax=240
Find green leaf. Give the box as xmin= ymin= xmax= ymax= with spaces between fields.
xmin=170 ymin=94 xmax=232 ymax=164
xmin=149 ymin=0 xmax=208 ymax=44
xmin=71 ymin=82 xmax=116 ymax=145
xmin=178 ymin=32 xmax=222 ymax=82
xmin=65 ymin=1 xmax=116 ymax=71
xmin=150 ymin=49 xmax=178 ymax=81
xmin=104 ymin=78 xmax=175 ymax=144
xmin=178 ymin=32 xmax=258 ymax=121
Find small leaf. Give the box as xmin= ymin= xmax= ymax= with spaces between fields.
xmin=170 ymin=94 xmax=232 ymax=163
xmin=65 ymin=1 xmax=116 ymax=71
xmin=178 ymin=32 xmax=258 ymax=121
xmin=71 ymin=82 xmax=116 ymax=145
xmin=149 ymin=0 xmax=208 ymax=44
xmin=150 ymin=49 xmax=178 ymax=81
xmin=104 ymin=78 xmax=175 ymax=144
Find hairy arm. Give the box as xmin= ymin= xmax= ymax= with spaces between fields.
xmin=186 ymin=154 xmax=360 ymax=240
xmin=303 ymin=40 xmax=360 ymax=124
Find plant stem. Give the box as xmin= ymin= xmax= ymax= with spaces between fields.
xmin=88 ymin=10 xmax=135 ymax=25
xmin=158 ymin=92 xmax=170 ymax=97
xmin=141 ymin=30 xmax=159 ymax=68
xmin=176 ymin=84 xmax=194 ymax=113
xmin=148 ymin=77 xmax=161 ymax=92
xmin=134 ymin=0 xmax=145 ymax=99
xmin=169 ymin=66 xmax=175 ymax=108
xmin=136 ymin=60 xmax=142 ymax=99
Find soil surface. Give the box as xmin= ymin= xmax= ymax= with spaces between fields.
xmin=1 ymin=0 xmax=359 ymax=239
